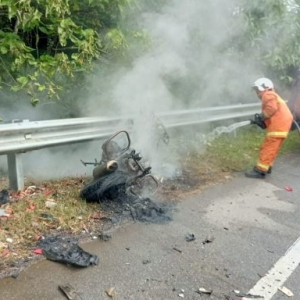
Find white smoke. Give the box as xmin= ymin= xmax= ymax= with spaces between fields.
xmin=1 ymin=0 xmax=266 ymax=181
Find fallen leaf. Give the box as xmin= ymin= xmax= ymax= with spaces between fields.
xmin=26 ymin=204 xmax=36 ymax=211
xmin=25 ymin=186 xmax=37 ymax=194
xmin=1 ymin=250 xmax=10 ymax=257
xmin=33 ymin=249 xmax=43 ymax=255
xmin=106 ymin=287 xmax=115 ymax=298
xmin=59 ymin=284 xmax=78 ymax=300
xmin=43 ymin=189 xmax=53 ymax=196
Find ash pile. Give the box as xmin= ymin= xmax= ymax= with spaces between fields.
xmin=80 ymin=131 xmax=173 ymax=224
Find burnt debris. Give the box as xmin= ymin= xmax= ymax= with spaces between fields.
xmin=0 ymin=189 xmax=10 ymax=206
xmin=39 ymin=236 xmax=99 ymax=267
xmin=79 ymin=131 xmax=172 ymax=224
xmin=99 ymin=194 xmax=173 ymax=224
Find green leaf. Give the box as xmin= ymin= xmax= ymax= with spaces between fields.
xmin=16 ymin=76 xmax=29 ymax=85
xmin=11 ymin=85 xmax=22 ymax=92
xmin=38 ymin=26 xmax=50 ymax=34
xmin=30 ymin=98 xmax=39 ymax=107
xmin=0 ymin=46 xmax=8 ymax=54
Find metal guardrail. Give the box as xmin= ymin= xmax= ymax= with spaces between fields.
xmin=0 ymin=103 xmax=260 ymax=190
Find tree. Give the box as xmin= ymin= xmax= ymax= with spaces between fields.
xmin=233 ymin=0 xmax=300 ymax=84
xmin=0 ymin=0 xmax=132 ymax=106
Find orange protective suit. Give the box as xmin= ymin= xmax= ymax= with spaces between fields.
xmin=256 ymin=90 xmax=293 ymax=172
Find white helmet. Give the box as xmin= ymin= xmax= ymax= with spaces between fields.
xmin=253 ymin=78 xmax=274 ymax=92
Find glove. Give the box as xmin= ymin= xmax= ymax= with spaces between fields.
xmin=250 ymin=113 xmax=266 ymax=129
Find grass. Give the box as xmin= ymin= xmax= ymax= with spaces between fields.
xmin=0 ymin=177 xmax=102 ymax=268
xmin=184 ymin=126 xmax=300 ymax=173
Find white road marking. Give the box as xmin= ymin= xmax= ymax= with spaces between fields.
xmin=242 ymin=237 xmax=300 ymax=300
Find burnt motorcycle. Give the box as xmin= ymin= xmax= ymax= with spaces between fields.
xmin=80 ymin=131 xmax=159 ymax=202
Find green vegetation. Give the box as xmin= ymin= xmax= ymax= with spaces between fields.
xmin=1 ymin=1 xmax=300 ymax=111
xmin=234 ymin=0 xmax=300 ymax=84
xmin=0 ymin=0 xmax=134 ymax=105
xmin=186 ymin=127 xmax=300 ymax=172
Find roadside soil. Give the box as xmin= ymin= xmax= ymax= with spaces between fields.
xmin=0 ymin=164 xmax=230 ymax=279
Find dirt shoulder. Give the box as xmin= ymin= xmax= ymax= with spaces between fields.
xmin=0 ymin=164 xmax=230 ymax=279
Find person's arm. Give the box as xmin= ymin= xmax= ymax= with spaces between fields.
xmin=262 ymin=93 xmax=278 ymax=118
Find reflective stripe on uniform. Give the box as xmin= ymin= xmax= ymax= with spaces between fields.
xmin=267 ymin=131 xmax=288 ymax=138
xmin=276 ymin=97 xmax=286 ymax=104
xmin=257 ymin=162 xmax=269 ymax=171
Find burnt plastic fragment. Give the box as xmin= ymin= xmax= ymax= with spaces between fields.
xmin=0 ymin=189 xmax=10 ymax=205
xmin=185 ymin=233 xmax=196 ymax=242
xmin=39 ymin=237 xmax=99 ymax=267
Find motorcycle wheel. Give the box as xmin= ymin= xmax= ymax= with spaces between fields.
xmin=80 ymin=171 xmax=127 ymax=202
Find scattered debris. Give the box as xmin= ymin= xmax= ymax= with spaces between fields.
xmin=33 ymin=249 xmax=43 ymax=255
xmin=98 ymin=195 xmax=173 ymax=224
xmin=39 ymin=236 xmax=99 ymax=267
xmin=39 ymin=213 xmax=55 ymax=220
xmin=43 ymin=189 xmax=53 ymax=197
xmin=185 ymin=233 xmax=196 ymax=242
xmin=142 ymin=259 xmax=151 ymax=265
xmin=45 ymin=200 xmax=57 ymax=208
xmin=173 ymin=247 xmax=182 ymax=253
xmin=178 ymin=293 xmax=185 ymax=298
xmin=26 ymin=204 xmax=36 ymax=211
xmin=285 ymin=186 xmax=293 ymax=192
xmin=0 ymin=189 xmax=10 ymax=206
xmin=59 ymin=283 xmax=81 ymax=300
xmin=278 ymin=286 xmax=294 ymax=297
xmin=196 ymin=287 xmax=213 ymax=295
xmin=99 ymin=233 xmax=112 ymax=241
xmin=0 ymin=209 xmax=10 ymax=217
xmin=202 ymin=236 xmax=215 ymax=245
xmin=106 ymin=287 xmax=116 ymax=298
xmin=233 ymin=290 xmax=263 ymax=299
xmin=25 ymin=186 xmax=37 ymax=195
xmin=6 ymin=238 xmax=13 ymax=243
xmin=129 ymin=198 xmax=172 ymax=224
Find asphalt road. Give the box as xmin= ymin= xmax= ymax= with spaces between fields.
xmin=0 ymin=151 xmax=299 ymax=300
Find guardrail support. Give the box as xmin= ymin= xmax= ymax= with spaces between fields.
xmin=7 ymin=153 xmax=24 ymax=191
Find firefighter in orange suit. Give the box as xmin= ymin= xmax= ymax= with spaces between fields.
xmin=245 ymin=78 xmax=293 ymax=179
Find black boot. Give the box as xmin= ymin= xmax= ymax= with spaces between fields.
xmin=245 ymin=167 xmax=266 ymax=179
xmin=267 ymin=166 xmax=272 ymax=174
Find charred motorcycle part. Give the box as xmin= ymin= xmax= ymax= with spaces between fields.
xmin=80 ymin=131 xmax=159 ymax=202
xmin=92 ymin=160 xmax=118 ymax=179
xmin=102 ymin=131 xmax=131 ymax=161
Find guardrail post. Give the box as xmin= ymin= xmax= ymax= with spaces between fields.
xmin=7 ymin=153 xmax=24 ymax=191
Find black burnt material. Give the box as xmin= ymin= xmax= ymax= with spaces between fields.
xmin=39 ymin=236 xmax=99 ymax=267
